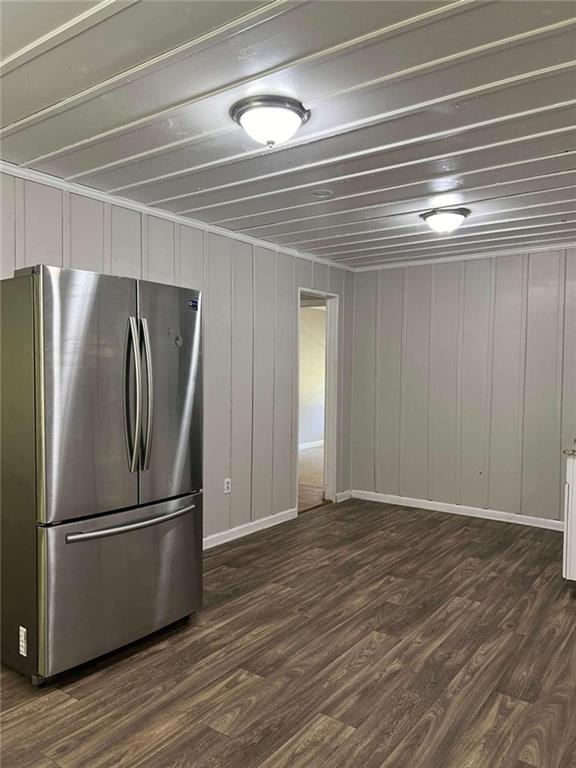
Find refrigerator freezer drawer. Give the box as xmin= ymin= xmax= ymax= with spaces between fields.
xmin=37 ymin=494 xmax=202 ymax=679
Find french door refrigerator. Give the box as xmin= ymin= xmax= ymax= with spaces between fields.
xmin=1 ymin=265 xmax=203 ymax=683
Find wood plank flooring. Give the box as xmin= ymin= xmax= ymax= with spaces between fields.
xmin=298 ymin=445 xmax=325 ymax=511
xmin=2 ymin=499 xmax=576 ymax=768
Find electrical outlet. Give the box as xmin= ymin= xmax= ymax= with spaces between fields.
xmin=19 ymin=626 xmax=27 ymax=657
xmin=224 ymin=478 xmax=231 ymax=494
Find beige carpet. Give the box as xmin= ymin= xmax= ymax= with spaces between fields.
xmin=298 ymin=445 xmax=325 ymax=512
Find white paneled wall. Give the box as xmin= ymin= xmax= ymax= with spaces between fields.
xmin=374 ymin=267 xmax=403 ymax=496
xmin=0 ymin=171 xmax=355 ymax=538
xmin=1 ymin=175 xmax=16 ymax=275
xmin=488 ymin=255 xmax=525 ymax=513
xmin=339 ymin=265 xmax=355 ymax=492
xmin=273 ymin=252 xmax=295 ymax=515
xmin=110 ymin=206 xmax=142 ymax=278
xmin=428 ymin=262 xmax=459 ymax=504
xmin=144 ymin=216 xmax=175 ymax=285
xmin=563 ymin=255 xmax=576 ymax=491
xmin=230 ymin=240 xmax=254 ymax=529
xmin=68 ymin=194 xmax=105 ymax=272
xmin=351 ymin=272 xmax=376 ymax=491
xmin=203 ymin=233 xmax=232 ymax=535
xmin=252 ymin=246 xmax=275 ymax=522
xmin=352 ymin=250 xmax=576 ymax=522
xmin=400 ymin=265 xmax=431 ymax=500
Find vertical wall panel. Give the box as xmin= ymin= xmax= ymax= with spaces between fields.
xmin=292 ymin=256 xmax=312 ymax=504
xmin=62 ymin=192 xmax=71 ymax=268
xmin=230 ymin=241 xmax=254 ymax=528
xmin=488 ymin=255 xmax=525 ymax=514
xmin=144 ymin=216 xmax=175 ymax=284
xmin=522 ymin=251 xmax=564 ymax=519
xmin=62 ymin=192 xmax=71 ymax=267
xmin=69 ymin=194 xmax=104 ymax=272
xmin=295 ymin=257 xmax=313 ymax=289
xmin=252 ymin=247 xmax=275 ymax=520
xmin=176 ymin=225 xmax=204 ymax=289
xmin=428 ymin=263 xmax=459 ymax=503
xmin=400 ymin=266 xmax=431 ymax=499
xmin=1 ymin=173 xmax=16 ymax=279
xmin=351 ymin=271 xmax=376 ymax=490
xmin=340 ymin=270 xmax=355 ymax=492
xmin=351 ymin=250 xmax=571 ymax=522
xmin=22 ymin=181 xmax=63 ymax=268
xmin=102 ymin=204 xmax=112 ymax=274
xmin=329 ymin=267 xmax=345 ymax=492
xmin=203 ymin=234 xmax=232 ymax=535
xmin=273 ymin=252 xmax=295 ymax=514
xmin=110 ymin=206 xmax=141 ymax=278
xmin=562 ymin=249 xmax=576 ymax=512
xmin=313 ymin=262 xmax=329 ymax=293
xmin=375 ymin=269 xmax=403 ymax=495
xmin=459 ymin=259 xmax=492 ymax=508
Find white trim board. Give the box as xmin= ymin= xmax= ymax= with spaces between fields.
xmin=3 ymin=166 xmax=571 ymax=278
xmin=203 ymin=507 xmax=298 ymax=550
xmin=0 ymin=161 xmax=353 ymax=272
xmin=353 ymin=241 xmax=576 ymax=271
xmin=4 ymin=163 xmax=573 ymax=275
xmin=299 ymin=440 xmax=324 ymax=450
xmin=346 ymin=490 xmax=564 ymax=531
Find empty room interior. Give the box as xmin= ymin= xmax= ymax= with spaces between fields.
xmin=1 ymin=1 xmax=576 ymax=766
xmin=298 ymin=292 xmax=328 ymax=512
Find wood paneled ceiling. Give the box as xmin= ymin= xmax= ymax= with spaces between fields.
xmin=1 ymin=0 xmax=575 ymax=268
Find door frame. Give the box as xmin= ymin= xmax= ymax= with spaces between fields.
xmin=294 ymin=288 xmax=339 ymax=511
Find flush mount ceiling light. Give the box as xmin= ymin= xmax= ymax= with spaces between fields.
xmin=421 ymin=207 xmax=471 ymax=234
xmin=230 ymin=95 xmax=310 ymax=147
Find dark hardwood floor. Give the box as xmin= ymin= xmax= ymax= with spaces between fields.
xmin=2 ymin=499 xmax=576 ymax=768
xmin=298 ymin=445 xmax=325 ymax=512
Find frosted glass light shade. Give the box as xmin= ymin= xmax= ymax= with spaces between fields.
xmin=231 ymin=96 xmax=310 ymax=147
xmin=421 ymin=208 xmax=470 ymax=233
xmin=239 ymin=106 xmax=303 ymax=146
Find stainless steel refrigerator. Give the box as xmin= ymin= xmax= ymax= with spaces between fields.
xmin=1 ymin=265 xmax=203 ymax=683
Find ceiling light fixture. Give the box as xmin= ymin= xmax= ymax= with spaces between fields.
xmin=421 ymin=207 xmax=471 ymax=234
xmin=231 ymin=95 xmax=310 ymax=147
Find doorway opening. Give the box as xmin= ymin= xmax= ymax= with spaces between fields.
xmin=296 ymin=289 xmax=338 ymax=513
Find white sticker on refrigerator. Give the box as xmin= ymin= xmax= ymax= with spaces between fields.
xmin=19 ymin=626 xmax=27 ymax=657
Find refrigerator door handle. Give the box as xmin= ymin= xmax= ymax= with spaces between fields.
xmin=141 ymin=317 xmax=154 ymax=471
xmin=65 ymin=503 xmax=196 ymax=543
xmin=124 ymin=316 xmax=142 ymax=473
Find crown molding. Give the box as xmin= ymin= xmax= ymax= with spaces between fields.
xmin=3 ymin=162 xmax=572 ymax=273
xmin=0 ymin=161 xmax=355 ymax=272
xmin=354 ymin=241 xmax=576 ymax=271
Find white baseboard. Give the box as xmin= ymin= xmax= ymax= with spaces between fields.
xmin=203 ymin=507 xmax=298 ymax=550
xmin=350 ymin=490 xmax=564 ymax=532
xmin=203 ymin=491 xmax=562 ymax=551
xmin=299 ymin=440 xmax=324 ymax=450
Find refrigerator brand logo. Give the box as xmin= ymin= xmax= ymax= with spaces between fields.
xmin=188 ymin=299 xmax=199 ymax=311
